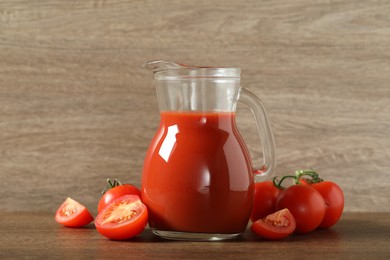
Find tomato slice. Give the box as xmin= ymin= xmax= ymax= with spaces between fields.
xmin=251 ymin=208 xmax=296 ymax=240
xmin=55 ymin=197 xmax=94 ymax=227
xmin=95 ymin=195 xmax=148 ymax=240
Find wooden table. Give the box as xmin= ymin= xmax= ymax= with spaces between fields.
xmin=1 ymin=212 xmax=389 ymax=259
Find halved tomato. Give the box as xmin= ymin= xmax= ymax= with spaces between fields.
xmin=251 ymin=208 xmax=296 ymax=240
xmin=95 ymin=195 xmax=148 ymax=240
xmin=55 ymin=197 xmax=94 ymax=227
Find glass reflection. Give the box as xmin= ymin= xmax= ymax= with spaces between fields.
xmin=158 ymin=125 xmax=179 ymax=162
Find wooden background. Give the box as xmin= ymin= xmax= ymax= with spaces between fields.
xmin=0 ymin=0 xmax=389 ymax=214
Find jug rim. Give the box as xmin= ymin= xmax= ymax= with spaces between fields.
xmin=155 ymin=68 xmax=241 ymax=79
xmin=143 ymin=60 xmax=241 ymax=79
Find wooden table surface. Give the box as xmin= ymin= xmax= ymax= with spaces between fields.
xmin=1 ymin=212 xmax=389 ymax=259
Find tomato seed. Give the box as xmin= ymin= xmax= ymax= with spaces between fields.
xmin=61 ymin=206 xmax=76 ymax=216
xmin=265 ymin=218 xmax=289 ymax=227
xmin=108 ymin=210 xmax=138 ymax=224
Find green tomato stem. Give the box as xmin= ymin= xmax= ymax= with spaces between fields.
xmin=101 ymin=178 xmax=123 ymax=194
xmin=295 ymin=169 xmax=323 ymax=184
xmin=272 ymin=175 xmax=297 ymax=190
xmin=272 ymin=169 xmax=323 ymax=189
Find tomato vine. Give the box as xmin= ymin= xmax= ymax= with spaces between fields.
xmin=272 ymin=169 xmax=324 ymax=189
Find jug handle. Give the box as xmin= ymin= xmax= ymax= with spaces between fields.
xmin=238 ymin=87 xmax=277 ymax=182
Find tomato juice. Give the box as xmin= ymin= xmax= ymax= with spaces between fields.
xmin=142 ymin=111 xmax=254 ymax=234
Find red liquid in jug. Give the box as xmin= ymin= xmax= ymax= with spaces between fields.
xmin=141 ymin=112 xmax=254 ymax=234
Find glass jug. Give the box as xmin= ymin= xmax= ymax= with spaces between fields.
xmin=141 ymin=60 xmax=276 ymax=241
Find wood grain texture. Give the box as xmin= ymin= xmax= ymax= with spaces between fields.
xmin=0 ymin=0 xmax=389 ymax=213
xmin=0 ymin=212 xmax=390 ymax=258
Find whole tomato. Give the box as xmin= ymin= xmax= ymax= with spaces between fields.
xmin=250 ymin=181 xmax=281 ymax=222
xmin=98 ymin=179 xmax=141 ymax=212
xmin=310 ymin=181 xmax=344 ymax=228
xmin=275 ymin=184 xmax=326 ymax=233
xmin=295 ymin=170 xmax=345 ymax=229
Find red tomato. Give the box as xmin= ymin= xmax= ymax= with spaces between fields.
xmin=276 ymin=185 xmax=326 ymax=233
xmin=98 ymin=183 xmax=141 ymax=212
xmin=55 ymin=197 xmax=94 ymax=227
xmin=251 ymin=208 xmax=296 ymax=240
xmin=95 ymin=195 xmax=148 ymax=240
xmin=297 ymin=178 xmax=309 ymax=185
xmin=310 ymin=181 xmax=344 ymax=228
xmin=250 ymin=181 xmax=282 ymax=222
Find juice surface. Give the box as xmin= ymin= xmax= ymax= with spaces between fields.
xmin=141 ymin=111 xmax=254 ymax=234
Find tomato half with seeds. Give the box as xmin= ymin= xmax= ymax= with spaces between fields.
xmin=251 ymin=208 xmax=296 ymax=240
xmin=95 ymin=195 xmax=148 ymax=240
xmin=55 ymin=197 xmax=94 ymax=227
